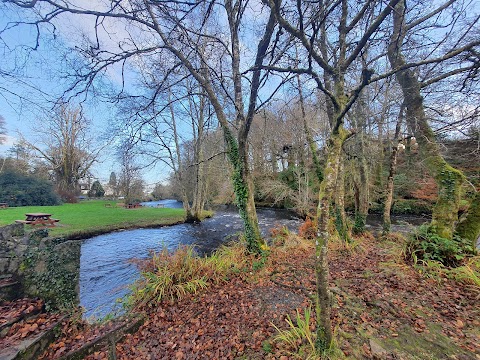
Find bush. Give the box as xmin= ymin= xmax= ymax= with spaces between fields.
xmin=56 ymin=189 xmax=79 ymax=203
xmin=298 ymin=217 xmax=317 ymax=240
xmin=392 ymin=199 xmax=433 ymax=215
xmin=0 ymin=171 xmax=61 ymax=206
xmin=406 ymin=225 xmax=475 ymax=267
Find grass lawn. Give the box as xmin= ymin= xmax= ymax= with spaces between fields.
xmin=0 ymin=200 xmax=186 ymax=239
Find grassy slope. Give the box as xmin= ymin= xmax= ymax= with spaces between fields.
xmin=0 ymin=200 xmax=186 ymax=239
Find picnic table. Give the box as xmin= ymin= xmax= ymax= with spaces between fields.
xmin=0 ymin=203 xmax=7 ymax=209
xmin=126 ymin=203 xmax=142 ymax=209
xmin=15 ymin=213 xmax=60 ymax=228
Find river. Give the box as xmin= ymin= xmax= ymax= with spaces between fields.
xmin=79 ymin=200 xmax=428 ymax=319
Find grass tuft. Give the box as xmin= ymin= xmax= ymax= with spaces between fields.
xmin=272 ymin=307 xmax=317 ymax=358
xmin=127 ymin=243 xmax=248 ymax=308
xmin=272 ymin=307 xmax=342 ymax=359
xmin=412 ymin=256 xmax=480 ymax=291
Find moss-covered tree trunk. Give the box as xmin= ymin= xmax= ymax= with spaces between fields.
xmin=225 ymin=129 xmax=266 ymax=253
xmin=353 ymin=132 xmax=369 ymax=234
xmin=388 ymin=0 xmax=465 ymax=240
xmin=455 ymin=192 xmax=480 ymax=248
xmin=335 ymin=155 xmax=349 ymax=241
xmin=315 ymin=126 xmax=348 ymax=349
xmin=296 ymin=64 xmax=323 ymax=184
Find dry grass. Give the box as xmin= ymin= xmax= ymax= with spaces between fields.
xmin=127 ymin=243 xmax=249 ymax=308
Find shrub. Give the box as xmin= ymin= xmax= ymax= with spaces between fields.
xmin=392 ymin=199 xmax=433 ymax=215
xmin=87 ymin=180 xmax=105 ymax=197
xmin=56 ymin=189 xmax=79 ymax=203
xmin=406 ymin=225 xmax=475 ymax=267
xmin=298 ymin=217 xmax=317 ymax=240
xmin=0 ymin=171 xmax=61 ymax=206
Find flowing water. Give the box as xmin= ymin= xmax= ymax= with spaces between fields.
xmin=79 ymin=201 xmax=429 ymax=319
xmin=79 ymin=201 xmax=301 ymax=319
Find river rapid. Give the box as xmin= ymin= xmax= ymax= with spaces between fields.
xmin=79 ymin=200 xmax=428 ymax=319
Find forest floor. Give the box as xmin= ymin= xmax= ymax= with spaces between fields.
xmin=2 ymin=231 xmax=479 ymax=359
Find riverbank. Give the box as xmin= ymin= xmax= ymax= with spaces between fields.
xmin=32 ymin=230 xmax=479 ymax=359
xmin=0 ymin=200 xmax=187 ymax=240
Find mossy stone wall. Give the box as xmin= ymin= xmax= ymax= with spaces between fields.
xmin=0 ymin=224 xmax=80 ymax=309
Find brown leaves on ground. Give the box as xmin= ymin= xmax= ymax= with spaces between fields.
xmin=38 ymin=316 xmax=131 ymax=359
xmin=0 ymin=298 xmax=61 ymax=351
xmin=330 ymin=235 xmax=479 ymax=358
xmin=0 ymin=298 xmax=43 ymax=326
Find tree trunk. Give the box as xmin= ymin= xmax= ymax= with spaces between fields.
xmin=455 ymin=192 xmax=480 ymax=248
xmin=191 ymin=92 xmax=207 ymax=221
xmin=315 ymin=126 xmax=348 ymax=349
xmin=169 ymin=93 xmax=195 ymax=222
xmin=224 ymin=128 xmax=266 ymax=253
xmin=375 ymin=112 xmax=385 ymax=189
xmin=383 ymin=105 xmax=404 ymax=234
xmin=296 ymin=62 xmax=323 ymax=183
xmin=353 ymin=130 xmax=369 ymax=234
xmin=388 ymin=0 xmax=465 ymax=240
xmin=335 ymin=154 xmax=349 ymax=241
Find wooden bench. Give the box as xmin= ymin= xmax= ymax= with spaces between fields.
xmin=0 ymin=203 xmax=8 ymax=209
xmin=104 ymin=203 xmax=113 ymax=208
xmin=15 ymin=220 xmax=32 ymax=225
xmin=117 ymin=203 xmax=125 ymax=208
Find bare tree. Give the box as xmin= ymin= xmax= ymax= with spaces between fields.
xmin=383 ymin=104 xmax=404 ymax=234
xmin=265 ymin=0 xmax=479 ymax=348
xmin=264 ymin=0 xmax=401 ymax=348
xmin=117 ymin=140 xmax=145 ymax=204
xmin=387 ymin=0 xmax=480 ymax=243
xmin=21 ymin=105 xmax=103 ymax=198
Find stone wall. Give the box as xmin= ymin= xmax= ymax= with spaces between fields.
xmin=0 ymin=223 xmax=26 ymax=276
xmin=0 ymin=223 xmax=81 ymax=309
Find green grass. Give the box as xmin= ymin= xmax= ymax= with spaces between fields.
xmin=0 ymin=200 xmax=186 ymax=239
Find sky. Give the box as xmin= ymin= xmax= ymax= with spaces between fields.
xmin=0 ymin=4 xmax=170 ymax=187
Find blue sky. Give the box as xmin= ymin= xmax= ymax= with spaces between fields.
xmin=0 ymin=5 xmax=170 ymax=187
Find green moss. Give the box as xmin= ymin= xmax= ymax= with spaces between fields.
xmin=334 ymin=207 xmax=350 ymax=242
xmin=22 ymin=237 xmax=80 ymax=310
xmin=455 ymin=192 xmax=480 ymax=248
xmin=353 ymin=212 xmax=367 ymax=235
xmin=429 ymin=161 xmax=465 ymax=240
xmin=379 ymin=323 xmax=474 ymax=359
xmin=392 ymin=199 xmax=433 ymax=215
